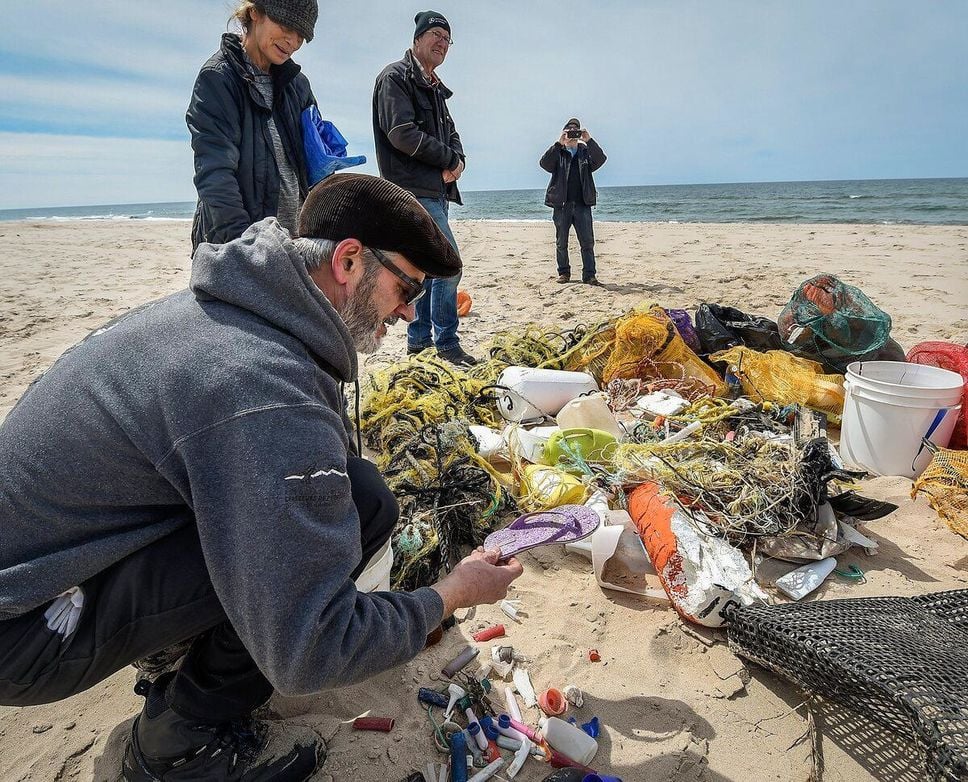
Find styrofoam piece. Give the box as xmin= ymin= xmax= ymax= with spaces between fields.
xmin=354 ymin=539 xmax=392 ymax=593
xmin=775 ymin=557 xmax=838 ymax=600
xmin=497 ymin=367 xmax=599 ymax=423
xmin=469 ymin=425 xmax=504 ymax=460
xmin=504 ymin=424 xmax=560 ymax=464
xmin=634 ymin=390 xmax=689 ymax=418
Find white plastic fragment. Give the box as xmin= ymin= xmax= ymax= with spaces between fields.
xmin=468 ymin=425 xmax=505 ymax=459
xmin=634 ymin=390 xmax=689 ymax=418
xmin=563 ymin=684 xmax=584 ymax=708
xmin=775 ymin=557 xmax=838 ymax=600
xmin=838 ymin=521 xmax=879 ymax=554
xmin=512 ymin=666 xmax=538 ymax=708
xmin=500 ymin=599 xmax=522 ymax=622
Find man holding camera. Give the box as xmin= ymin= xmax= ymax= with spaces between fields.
xmin=372 ymin=11 xmax=478 ymax=367
xmin=539 ymin=118 xmax=607 ymax=285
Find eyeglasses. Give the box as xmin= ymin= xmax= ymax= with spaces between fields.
xmin=368 ymin=247 xmax=426 ymax=305
xmin=426 ymin=29 xmax=453 ymax=45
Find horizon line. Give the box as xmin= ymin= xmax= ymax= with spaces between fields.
xmin=2 ymin=175 xmax=966 ymax=212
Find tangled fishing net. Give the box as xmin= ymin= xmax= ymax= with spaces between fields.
xmin=611 ymin=434 xmax=851 ymax=544
xmin=913 ymin=446 xmax=968 ymax=539
xmin=359 ymin=354 xmax=516 ymax=590
xmin=711 ymin=345 xmax=845 ymax=422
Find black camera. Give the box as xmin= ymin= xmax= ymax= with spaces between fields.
xmin=566 ymin=129 xmax=582 ymax=139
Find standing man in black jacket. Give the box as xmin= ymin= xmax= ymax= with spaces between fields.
xmin=539 ymin=118 xmax=608 ymax=285
xmin=372 ymin=11 xmax=478 ymax=367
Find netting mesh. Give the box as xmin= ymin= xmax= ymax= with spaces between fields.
xmin=907 ymin=341 xmax=968 ymax=450
xmin=913 ymin=447 xmax=968 ymax=539
xmin=727 ymin=590 xmax=968 ymax=782
xmin=777 ymin=273 xmax=893 ymax=373
xmin=709 ymin=346 xmax=845 ymax=421
xmin=602 ymin=307 xmax=726 ymax=395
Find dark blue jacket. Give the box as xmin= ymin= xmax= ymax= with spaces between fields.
xmin=186 ymin=33 xmax=315 ymax=252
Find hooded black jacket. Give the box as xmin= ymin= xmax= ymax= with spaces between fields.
xmin=186 ymin=33 xmax=315 ymax=253
xmin=372 ymin=50 xmax=464 ymax=204
xmin=539 ymin=140 xmax=607 ymax=207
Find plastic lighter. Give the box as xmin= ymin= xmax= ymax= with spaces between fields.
xmin=472 ymin=624 xmax=506 ymax=642
xmin=442 ymin=646 xmax=480 ymax=678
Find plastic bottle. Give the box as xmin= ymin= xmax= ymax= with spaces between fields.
xmin=555 ymin=392 xmax=623 ymax=439
xmin=538 ymin=716 xmax=599 ymax=766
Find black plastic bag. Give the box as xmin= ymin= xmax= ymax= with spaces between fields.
xmin=695 ymin=303 xmax=784 ymax=356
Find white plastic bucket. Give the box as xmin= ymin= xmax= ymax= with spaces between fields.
xmin=496 ymin=367 xmax=599 ymax=423
xmin=840 ymin=361 xmax=962 ymax=479
xmin=354 ymin=539 xmax=393 ymax=593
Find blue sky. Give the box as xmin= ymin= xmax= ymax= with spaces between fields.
xmin=1 ymin=0 xmax=966 ymax=208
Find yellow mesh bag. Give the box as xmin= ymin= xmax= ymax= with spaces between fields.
xmin=912 ymin=447 xmax=968 ymax=538
xmin=711 ymin=346 xmax=845 ymax=421
xmin=602 ymin=307 xmax=726 ymax=396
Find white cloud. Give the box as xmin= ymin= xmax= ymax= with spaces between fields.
xmin=0 ymin=132 xmax=195 ymax=209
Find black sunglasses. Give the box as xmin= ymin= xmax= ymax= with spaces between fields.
xmin=368 ymin=247 xmax=426 ymax=305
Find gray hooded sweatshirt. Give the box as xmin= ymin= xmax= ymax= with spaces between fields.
xmin=0 ymin=218 xmax=443 ymax=696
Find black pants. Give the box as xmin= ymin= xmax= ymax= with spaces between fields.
xmin=0 ymin=457 xmax=397 ymax=722
xmin=553 ymin=202 xmax=596 ymax=280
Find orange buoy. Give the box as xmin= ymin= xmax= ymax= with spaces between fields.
xmin=456 ymin=289 xmax=472 ymax=317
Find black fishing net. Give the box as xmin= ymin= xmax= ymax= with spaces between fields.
xmin=727 ymin=590 xmax=968 ymax=782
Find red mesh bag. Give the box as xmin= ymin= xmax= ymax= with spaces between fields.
xmin=907 ymin=341 xmax=968 ymax=449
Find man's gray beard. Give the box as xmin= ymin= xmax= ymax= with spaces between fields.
xmin=339 ymin=266 xmax=384 ymax=353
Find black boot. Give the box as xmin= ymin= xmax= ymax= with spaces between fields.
xmin=122 ymin=674 xmax=322 ymax=781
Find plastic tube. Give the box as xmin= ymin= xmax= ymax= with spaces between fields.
xmin=479 ymin=715 xmax=499 ymax=741
xmin=496 ymin=735 xmax=522 ymax=751
xmin=449 ymin=730 xmax=468 ymax=782
xmin=466 ymin=713 xmax=489 ymax=752
xmin=352 ymin=716 xmax=394 ymax=732
xmin=508 ymin=716 xmax=541 ymax=743
xmin=467 ymin=757 xmax=505 ymax=782
xmin=442 ymin=646 xmax=480 ymax=678
xmin=465 ymin=726 xmax=483 ymax=766
xmin=505 ymin=686 xmax=524 ymax=721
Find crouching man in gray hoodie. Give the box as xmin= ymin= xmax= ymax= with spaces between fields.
xmin=0 ymin=173 xmax=522 ymax=781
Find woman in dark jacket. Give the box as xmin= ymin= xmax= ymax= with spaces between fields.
xmin=186 ymin=0 xmax=318 ymax=253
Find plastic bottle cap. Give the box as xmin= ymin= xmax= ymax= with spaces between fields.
xmin=498 ymin=714 xmax=511 ymax=729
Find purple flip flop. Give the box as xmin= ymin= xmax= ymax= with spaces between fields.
xmin=483 ymin=505 xmax=601 ymax=559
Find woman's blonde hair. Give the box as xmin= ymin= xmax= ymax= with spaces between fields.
xmin=230 ymin=1 xmax=261 ymax=33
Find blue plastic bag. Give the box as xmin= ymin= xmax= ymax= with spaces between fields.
xmin=301 ymin=106 xmax=366 ymax=186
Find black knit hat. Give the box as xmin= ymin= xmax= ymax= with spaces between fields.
xmin=414 ymin=10 xmax=451 ymax=40
xmin=260 ymin=0 xmax=318 ymax=42
xmin=563 ymin=118 xmax=581 ymax=130
xmin=298 ymin=174 xmax=461 ymax=278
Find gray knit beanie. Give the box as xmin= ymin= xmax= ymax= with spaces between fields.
xmin=260 ymin=0 xmax=318 ymax=42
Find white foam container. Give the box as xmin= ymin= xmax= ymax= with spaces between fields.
xmin=354 ymin=539 xmax=393 ymax=592
xmin=840 ymin=361 xmax=963 ymax=479
xmin=496 ymin=367 xmax=598 ymax=423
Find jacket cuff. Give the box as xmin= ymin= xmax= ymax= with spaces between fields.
xmin=412 ymin=586 xmax=446 ymax=630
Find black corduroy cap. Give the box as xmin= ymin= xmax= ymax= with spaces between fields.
xmin=298 ymin=174 xmax=461 ymax=278
xmin=563 ymin=118 xmax=581 ymax=130
xmin=414 ymin=10 xmax=451 ymax=39
xmin=260 ymin=0 xmax=318 ymax=42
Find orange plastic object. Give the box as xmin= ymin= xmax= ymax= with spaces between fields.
xmin=457 ymin=289 xmax=472 ymax=316
xmin=628 ymin=482 xmax=695 ymax=624
xmin=472 ymin=624 xmax=506 ymax=642
xmin=538 ymin=687 xmax=568 ymax=716
xmin=588 ymin=649 xmax=601 ymax=662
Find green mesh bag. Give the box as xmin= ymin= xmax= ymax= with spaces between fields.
xmin=777 ymin=273 xmax=899 ymax=374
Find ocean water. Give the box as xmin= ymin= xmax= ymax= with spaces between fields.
xmin=2 ymin=178 xmax=966 ymax=225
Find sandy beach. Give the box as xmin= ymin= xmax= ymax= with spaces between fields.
xmin=1 ymin=217 xmax=967 ymax=782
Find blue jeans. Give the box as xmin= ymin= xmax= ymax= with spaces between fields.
xmin=553 ymin=202 xmax=596 ymax=280
xmin=409 ymin=197 xmax=463 ymax=352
